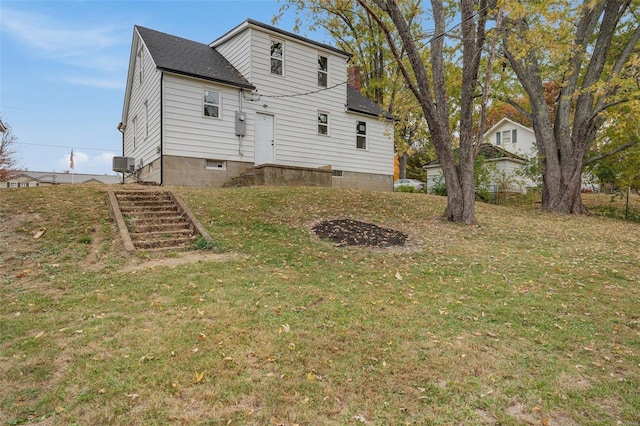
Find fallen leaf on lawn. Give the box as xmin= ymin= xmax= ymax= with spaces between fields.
xmin=197 ymin=333 xmax=207 ymax=341
xmin=280 ymin=323 xmax=290 ymax=333
xmin=352 ymin=414 xmax=367 ymax=423
xmin=34 ymin=331 xmax=44 ymax=339
xmin=193 ymin=371 xmax=204 ymax=384
xmin=54 ymin=406 xmax=65 ymax=414
xmin=395 ymin=272 xmax=403 ymax=281
xmin=33 ymin=228 xmax=46 ymax=239
xmin=307 ymin=371 xmax=316 ymax=381
xmin=125 ymin=393 xmax=139 ymax=399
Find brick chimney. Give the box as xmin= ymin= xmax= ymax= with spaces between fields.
xmin=348 ymin=65 xmax=361 ymax=91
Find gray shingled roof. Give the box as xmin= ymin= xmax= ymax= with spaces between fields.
xmin=346 ymin=85 xmax=394 ymax=119
xmin=135 ymin=26 xmax=254 ymax=89
xmin=424 ymin=143 xmax=526 ymax=167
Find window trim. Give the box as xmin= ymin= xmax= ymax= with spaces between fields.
xmin=203 ymin=89 xmax=221 ymax=119
xmin=205 ymin=159 xmax=227 ymax=170
xmin=318 ymin=54 xmax=328 ymax=87
xmin=270 ymin=39 xmax=284 ymax=76
xmin=356 ymin=120 xmax=367 ymax=150
xmin=144 ymin=100 xmax=148 ymax=139
xmin=132 ymin=116 xmax=137 ymax=149
xmin=137 ymin=48 xmax=144 ymax=84
xmin=318 ymin=112 xmax=329 ymax=136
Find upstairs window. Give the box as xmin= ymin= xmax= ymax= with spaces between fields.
xmin=137 ymin=48 xmax=144 ymax=84
xmin=318 ymin=55 xmax=328 ymax=87
xmin=496 ymin=129 xmax=517 ymax=146
xmin=270 ymin=40 xmax=283 ymax=75
xmin=356 ymin=121 xmax=367 ymax=149
xmin=318 ymin=112 xmax=328 ymax=135
xmin=203 ymin=90 xmax=220 ymax=118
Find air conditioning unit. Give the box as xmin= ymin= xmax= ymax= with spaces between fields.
xmin=112 ymin=156 xmax=135 ymax=173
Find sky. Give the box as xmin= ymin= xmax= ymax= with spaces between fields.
xmin=0 ymin=0 xmax=316 ymax=176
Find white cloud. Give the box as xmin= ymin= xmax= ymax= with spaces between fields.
xmin=2 ymin=9 xmax=124 ymax=60
xmin=58 ymin=150 xmax=116 ymax=174
xmin=2 ymin=8 xmax=128 ymax=89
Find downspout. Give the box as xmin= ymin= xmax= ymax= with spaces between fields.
xmin=238 ymin=89 xmax=244 ymax=157
xmin=160 ymin=71 xmax=164 ymax=186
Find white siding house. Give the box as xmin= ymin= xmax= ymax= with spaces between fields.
xmin=483 ymin=118 xmax=537 ymax=158
xmin=424 ymin=118 xmax=538 ymax=194
xmin=119 ymin=20 xmax=394 ymax=190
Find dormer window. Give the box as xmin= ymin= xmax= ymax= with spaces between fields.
xmin=318 ymin=55 xmax=328 ymax=87
xmin=270 ymin=40 xmax=283 ymax=75
xmin=496 ymin=129 xmax=517 ymax=146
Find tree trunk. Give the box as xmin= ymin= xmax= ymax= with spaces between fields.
xmin=398 ymin=153 xmax=408 ymax=179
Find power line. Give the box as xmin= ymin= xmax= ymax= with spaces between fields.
xmin=15 ymin=142 xmax=118 ymax=152
xmin=258 ymin=4 xmax=491 ymax=100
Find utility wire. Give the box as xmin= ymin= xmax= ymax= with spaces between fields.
xmin=259 ymin=3 xmax=491 ymax=100
xmin=15 ymin=142 xmax=117 ymax=151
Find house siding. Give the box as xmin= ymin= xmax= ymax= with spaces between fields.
xmin=242 ymin=28 xmax=393 ymax=175
xmin=163 ymin=73 xmax=250 ymax=162
xmin=123 ymin=34 xmax=162 ymax=182
xmin=484 ymin=119 xmax=537 ymax=158
xmin=214 ymin=29 xmax=252 ymax=82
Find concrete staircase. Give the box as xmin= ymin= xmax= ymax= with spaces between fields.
xmin=223 ymin=167 xmax=257 ymax=187
xmin=107 ymin=189 xmax=212 ymax=251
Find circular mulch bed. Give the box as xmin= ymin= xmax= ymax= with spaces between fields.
xmin=312 ymin=219 xmax=408 ymax=248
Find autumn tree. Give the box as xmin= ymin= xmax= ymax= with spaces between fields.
xmin=354 ymin=0 xmax=491 ymax=223
xmin=500 ymin=0 xmax=640 ymax=214
xmin=0 ymin=118 xmax=18 ymax=181
xmin=275 ymin=0 xmax=429 ymax=179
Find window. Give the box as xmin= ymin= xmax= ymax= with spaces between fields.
xmin=496 ymin=129 xmax=517 ymax=146
xmin=318 ymin=55 xmax=328 ymax=87
xmin=318 ymin=112 xmax=328 ymax=135
xmin=144 ymin=100 xmax=148 ymax=139
xmin=9 ymin=182 xmax=18 ymax=188
xmin=203 ymin=90 xmax=220 ymax=118
xmin=132 ymin=116 xmax=137 ymax=149
xmin=356 ymin=121 xmax=367 ymax=149
xmin=205 ymin=159 xmax=226 ymax=170
xmin=270 ymin=40 xmax=283 ymax=75
xmin=332 ymin=170 xmax=343 ymax=177
xmin=137 ymin=49 xmax=144 ymax=84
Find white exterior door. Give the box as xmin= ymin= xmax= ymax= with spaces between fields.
xmin=255 ymin=113 xmax=274 ymax=165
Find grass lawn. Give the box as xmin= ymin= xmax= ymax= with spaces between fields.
xmin=0 ymin=185 xmax=638 ymax=425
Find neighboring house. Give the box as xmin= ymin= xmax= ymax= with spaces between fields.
xmin=118 ymin=20 xmax=395 ymax=190
xmin=0 ymin=171 xmax=120 ymax=189
xmin=483 ymin=117 xmax=537 ymax=158
xmin=424 ymin=118 xmax=538 ymax=193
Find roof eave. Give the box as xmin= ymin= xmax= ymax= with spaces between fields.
xmin=211 ymin=19 xmax=352 ymax=59
xmin=160 ymin=69 xmax=255 ymax=90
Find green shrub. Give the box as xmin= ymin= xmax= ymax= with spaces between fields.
xmin=430 ymin=176 xmax=447 ymax=196
xmin=396 ymin=185 xmax=415 ymax=193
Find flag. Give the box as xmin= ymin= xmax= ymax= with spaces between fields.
xmin=70 ymin=149 xmax=74 ymax=170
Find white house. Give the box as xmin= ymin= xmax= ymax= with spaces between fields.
xmin=483 ymin=117 xmax=537 ymax=158
xmin=424 ymin=118 xmax=538 ymax=193
xmin=118 ymin=20 xmax=395 ymax=190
